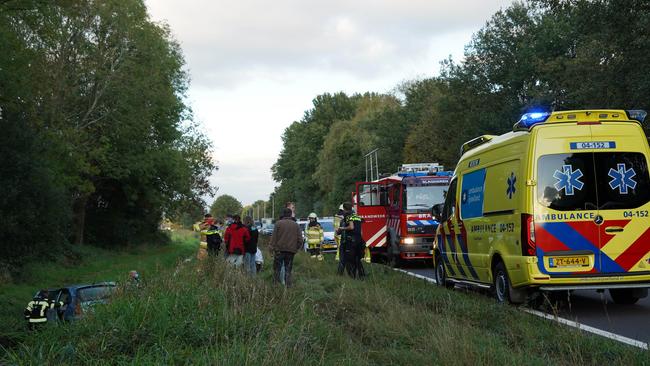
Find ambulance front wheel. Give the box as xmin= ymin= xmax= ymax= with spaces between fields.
xmin=434 ymin=254 xmax=454 ymax=289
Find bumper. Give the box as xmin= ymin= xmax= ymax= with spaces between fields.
xmin=399 ymin=237 xmax=434 ymax=259
xmin=509 ymin=256 xmax=650 ymax=290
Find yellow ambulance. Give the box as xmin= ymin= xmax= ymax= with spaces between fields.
xmin=432 ymin=110 xmax=650 ymax=304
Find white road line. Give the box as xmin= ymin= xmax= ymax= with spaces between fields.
xmin=394 ymin=268 xmax=649 ymax=351
xmin=393 ymin=268 xmax=437 ymax=284
xmin=524 ymin=309 xmax=649 ymax=350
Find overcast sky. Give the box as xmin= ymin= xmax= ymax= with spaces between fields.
xmin=145 ymin=0 xmax=514 ymax=207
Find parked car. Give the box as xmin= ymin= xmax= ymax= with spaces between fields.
xmin=318 ymin=218 xmax=337 ymax=252
xmin=54 ymin=282 xmax=117 ymax=321
xmin=261 ymin=224 xmax=274 ymax=236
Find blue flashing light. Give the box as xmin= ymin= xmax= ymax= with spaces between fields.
xmin=515 ymin=111 xmax=551 ymax=130
xmin=626 ymin=109 xmax=647 ymax=123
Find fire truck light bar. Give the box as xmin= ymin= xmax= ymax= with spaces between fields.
xmin=397 ymin=163 xmax=444 ymax=177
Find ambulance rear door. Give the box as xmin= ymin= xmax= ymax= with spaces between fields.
xmin=589 ymin=122 xmax=650 ymax=275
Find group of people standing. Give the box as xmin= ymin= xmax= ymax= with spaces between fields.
xmin=268 ymin=201 xmax=365 ymax=288
xmin=198 ymin=214 xmax=261 ymax=275
xmin=197 ymin=200 xmax=366 ymax=286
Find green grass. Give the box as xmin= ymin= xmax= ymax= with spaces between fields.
xmin=0 ymin=230 xmax=197 ymax=349
xmin=2 ymin=236 xmax=649 ymax=365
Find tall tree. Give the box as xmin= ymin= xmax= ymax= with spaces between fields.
xmin=210 ymin=195 xmax=243 ymax=219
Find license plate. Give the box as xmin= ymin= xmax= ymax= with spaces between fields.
xmin=548 ymin=256 xmax=589 ymax=268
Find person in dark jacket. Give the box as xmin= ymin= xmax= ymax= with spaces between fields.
xmin=269 ymin=208 xmax=303 ymax=287
xmin=201 ymin=214 xmax=222 ymax=257
xmin=337 ymin=202 xmax=365 ymax=279
xmin=224 ymin=215 xmax=250 ymax=267
xmin=243 ymin=216 xmax=259 ymax=275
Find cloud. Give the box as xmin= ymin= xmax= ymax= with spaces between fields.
xmin=145 ymin=0 xmax=515 ymax=206
xmin=147 ymin=0 xmax=513 ymax=88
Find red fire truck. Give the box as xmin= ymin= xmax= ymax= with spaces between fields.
xmin=354 ymin=163 xmax=452 ymax=266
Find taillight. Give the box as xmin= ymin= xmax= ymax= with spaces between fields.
xmin=75 ymin=300 xmax=82 ymax=316
xmin=521 ymin=214 xmax=536 ymax=256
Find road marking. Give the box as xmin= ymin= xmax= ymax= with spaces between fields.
xmin=524 ymin=309 xmax=649 ymax=350
xmin=395 ymin=268 xmax=649 ymax=351
xmin=393 ymin=268 xmax=437 ymax=284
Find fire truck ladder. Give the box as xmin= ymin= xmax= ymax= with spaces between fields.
xmin=364 ymin=148 xmax=379 ymax=182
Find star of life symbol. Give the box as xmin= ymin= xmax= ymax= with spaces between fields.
xmin=608 ymin=163 xmax=637 ymax=194
xmin=506 ymin=172 xmax=516 ymax=199
xmin=553 ymin=165 xmax=584 ymax=196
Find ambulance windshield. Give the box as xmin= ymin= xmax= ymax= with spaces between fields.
xmin=404 ymin=185 xmax=447 ymax=213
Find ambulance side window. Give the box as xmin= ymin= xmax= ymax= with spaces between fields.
xmin=442 ymin=178 xmax=457 ymax=221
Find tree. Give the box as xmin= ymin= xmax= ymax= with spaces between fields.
xmin=210 ymin=195 xmax=243 ymax=219
xmin=0 ymin=0 xmax=216 ymax=263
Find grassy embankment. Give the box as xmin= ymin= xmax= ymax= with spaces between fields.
xmin=3 ymin=234 xmax=649 ymax=365
xmin=0 ymin=230 xmax=197 ymax=350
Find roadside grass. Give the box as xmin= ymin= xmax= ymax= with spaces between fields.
xmin=0 ymin=230 xmax=197 ymax=349
xmin=3 ymin=236 xmax=648 ymax=365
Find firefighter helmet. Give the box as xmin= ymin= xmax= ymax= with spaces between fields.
xmin=308 ymin=212 xmax=317 ymax=219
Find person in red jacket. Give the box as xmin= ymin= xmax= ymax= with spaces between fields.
xmin=224 ymin=215 xmax=250 ymax=267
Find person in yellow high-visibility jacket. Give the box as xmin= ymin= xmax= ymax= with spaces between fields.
xmin=334 ymin=205 xmax=344 ymax=264
xmin=305 ymin=213 xmax=324 ymax=260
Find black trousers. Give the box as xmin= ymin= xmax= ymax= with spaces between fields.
xmin=273 ymin=251 xmax=295 ymax=287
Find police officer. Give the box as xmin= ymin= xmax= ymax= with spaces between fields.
xmin=305 ymin=213 xmax=324 ymax=260
xmin=337 ymin=202 xmax=365 ymax=278
xmin=24 ymin=289 xmax=52 ymax=329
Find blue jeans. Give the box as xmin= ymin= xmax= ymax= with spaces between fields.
xmin=244 ymin=252 xmax=256 ymax=276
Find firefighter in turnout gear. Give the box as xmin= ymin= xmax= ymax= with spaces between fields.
xmin=334 ymin=204 xmax=344 ymax=264
xmin=24 ymin=290 xmax=53 ymax=329
xmin=305 ymin=213 xmax=324 ymax=260
xmin=337 ymin=202 xmax=365 ymax=278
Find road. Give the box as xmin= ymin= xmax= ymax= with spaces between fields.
xmin=401 ymin=264 xmax=650 ymax=344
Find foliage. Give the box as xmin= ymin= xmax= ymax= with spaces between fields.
xmin=0 ymin=230 xmax=197 ymax=349
xmin=0 ymin=0 xmax=215 ymax=263
xmin=210 ymin=195 xmax=243 ymax=220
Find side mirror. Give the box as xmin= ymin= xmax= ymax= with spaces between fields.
xmin=431 ymin=203 xmax=444 ymax=221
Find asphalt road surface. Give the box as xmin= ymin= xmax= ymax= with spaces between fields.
xmin=401 ymin=264 xmax=650 ymax=344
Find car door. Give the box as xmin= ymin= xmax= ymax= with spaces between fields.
xmin=591 ymin=123 xmax=650 ymax=275
xmin=439 ymin=178 xmax=465 ymax=278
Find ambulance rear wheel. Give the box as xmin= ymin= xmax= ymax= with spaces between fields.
xmin=609 ymin=289 xmax=641 ymax=305
xmin=493 ymin=262 xmax=512 ymax=304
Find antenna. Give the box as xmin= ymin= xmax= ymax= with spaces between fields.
xmin=364 ymin=148 xmax=379 ymax=181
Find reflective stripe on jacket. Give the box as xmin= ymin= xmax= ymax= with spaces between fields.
xmin=24 ymin=300 xmax=50 ymax=323
xmin=305 ymin=224 xmax=324 ymax=246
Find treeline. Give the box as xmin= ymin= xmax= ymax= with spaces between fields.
xmin=271 ymin=0 xmax=650 ymax=218
xmin=0 ymin=0 xmax=215 ymax=269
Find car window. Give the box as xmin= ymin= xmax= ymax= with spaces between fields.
xmin=537 ymin=153 xmax=597 ymax=211
xmin=59 ymin=289 xmax=71 ymax=304
xmin=77 ymin=285 xmax=115 ymax=302
xmin=442 ymin=178 xmax=457 ymax=221
xmin=538 ymin=152 xmax=650 ymax=211
xmin=594 ymin=152 xmax=650 ymax=210
xmin=319 ymin=221 xmax=334 ymax=232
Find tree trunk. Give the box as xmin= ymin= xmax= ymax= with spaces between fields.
xmin=73 ymin=195 xmax=89 ymax=245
